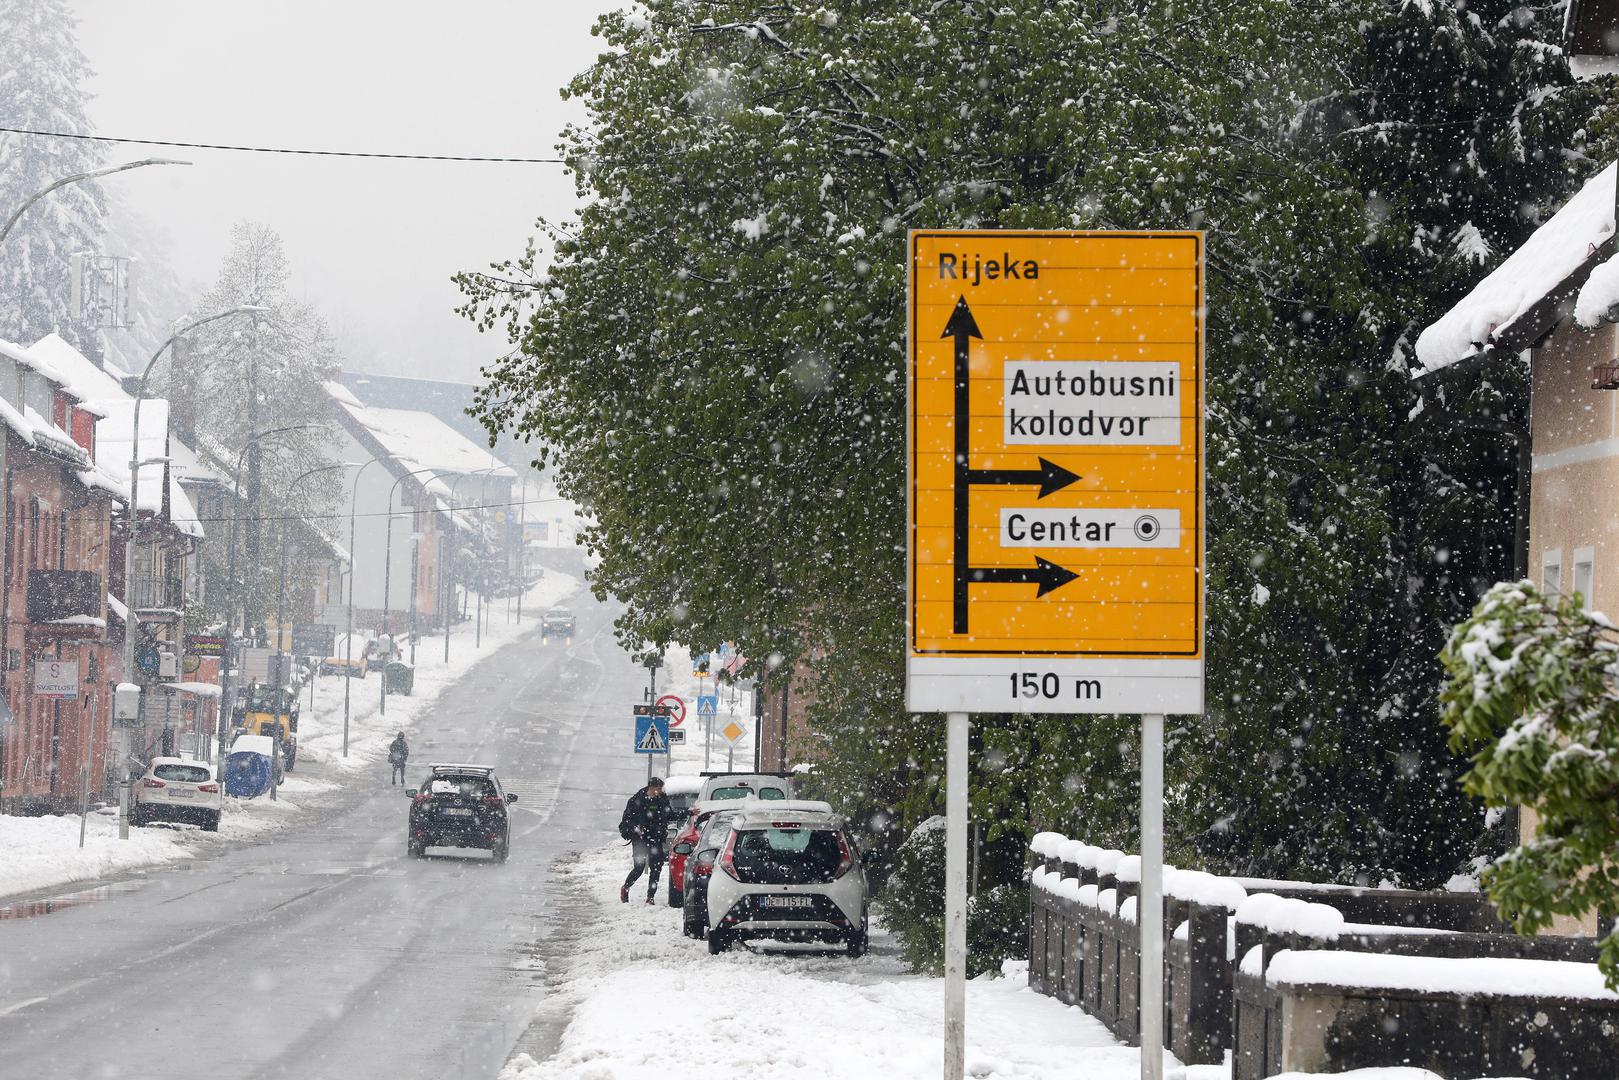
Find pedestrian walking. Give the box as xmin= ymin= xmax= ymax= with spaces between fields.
xmin=388 ymin=731 xmax=409 ymax=785
xmin=618 ymin=776 xmax=671 ymax=904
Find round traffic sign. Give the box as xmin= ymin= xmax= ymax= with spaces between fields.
xmin=656 ymin=694 xmax=687 ymax=727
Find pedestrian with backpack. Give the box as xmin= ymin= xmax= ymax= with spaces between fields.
xmin=618 ymin=776 xmax=671 ymax=904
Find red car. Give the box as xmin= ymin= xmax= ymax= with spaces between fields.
xmin=667 ymin=800 xmax=739 ymax=906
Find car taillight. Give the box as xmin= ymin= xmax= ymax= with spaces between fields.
xmin=834 ymin=832 xmax=853 ymax=879
xmin=143 ymin=778 xmax=166 ymax=788
xmin=693 ymin=852 xmax=716 ymax=878
xmin=719 ymin=833 xmax=740 ymax=880
xmin=413 ymin=792 xmax=431 ymax=804
xmin=483 ymin=796 xmax=504 ymax=807
xmin=198 ymin=783 xmax=220 ymax=793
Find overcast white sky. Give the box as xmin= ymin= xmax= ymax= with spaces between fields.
xmin=72 ymin=0 xmax=620 ymax=383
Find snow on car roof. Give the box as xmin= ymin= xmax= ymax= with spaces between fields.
xmin=732 ymin=800 xmax=839 ymax=828
xmin=428 ymin=762 xmax=494 ymax=774
xmin=661 ymin=774 xmax=704 ymax=795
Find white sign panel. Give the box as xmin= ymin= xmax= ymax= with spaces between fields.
xmin=34 ymin=660 xmax=80 ymax=698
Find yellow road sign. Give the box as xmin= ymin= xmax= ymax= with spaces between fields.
xmin=906 ymin=231 xmax=1204 ymax=714
xmin=719 ymin=718 xmax=747 ymax=746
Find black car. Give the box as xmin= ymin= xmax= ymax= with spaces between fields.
xmin=539 ymin=607 xmax=576 ymax=639
xmin=406 ymin=764 xmax=516 ymax=861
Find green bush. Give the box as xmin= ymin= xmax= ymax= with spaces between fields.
xmin=882 ymin=816 xmax=1029 ymax=976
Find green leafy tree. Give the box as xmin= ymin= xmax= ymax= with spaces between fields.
xmin=461 ymin=0 xmax=1590 ymax=909
xmin=1439 ymin=580 xmax=1619 ymax=987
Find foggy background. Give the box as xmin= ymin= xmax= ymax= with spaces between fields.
xmin=72 ymin=0 xmax=619 ymax=383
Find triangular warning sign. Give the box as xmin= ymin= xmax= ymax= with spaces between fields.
xmin=638 ymin=724 xmax=666 ymax=752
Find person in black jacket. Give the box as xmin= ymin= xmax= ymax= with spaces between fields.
xmin=618 ymin=776 xmax=671 ymax=904
xmin=388 ymin=732 xmax=409 ymax=785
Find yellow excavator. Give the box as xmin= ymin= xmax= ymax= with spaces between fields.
xmin=239 ymin=683 xmax=300 ymax=770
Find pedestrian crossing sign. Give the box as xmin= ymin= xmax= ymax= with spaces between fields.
xmin=634 ymin=712 xmax=670 ymax=755
xmin=697 ymin=693 xmax=719 ymax=716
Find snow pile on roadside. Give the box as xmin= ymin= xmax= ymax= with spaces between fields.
xmin=0 ymin=775 xmax=326 ymax=900
xmin=501 ymin=845 xmax=1158 ymax=1080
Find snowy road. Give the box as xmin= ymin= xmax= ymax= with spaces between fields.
xmin=0 ymin=597 xmax=646 ymax=1080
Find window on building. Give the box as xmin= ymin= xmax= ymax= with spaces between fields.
xmin=1541 ymin=548 xmax=1563 ymax=595
xmin=1573 ymin=548 xmax=1595 ymax=613
xmin=58 ymin=510 xmax=67 ymax=570
xmin=28 ymin=497 xmax=40 ymax=569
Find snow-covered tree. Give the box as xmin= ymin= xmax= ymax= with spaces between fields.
xmin=462 ymin=0 xmax=1596 ymax=893
xmin=1439 ymin=581 xmax=1619 ymax=988
xmin=162 ymin=222 xmax=342 ymax=636
xmin=0 ymin=0 xmax=106 ymax=351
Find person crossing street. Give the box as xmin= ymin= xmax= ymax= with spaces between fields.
xmin=388 ymin=732 xmax=409 ymax=785
xmin=618 ymin=776 xmax=671 ymax=904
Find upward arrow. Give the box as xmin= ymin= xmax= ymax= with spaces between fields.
xmin=941 ymin=294 xmax=983 ymax=351
xmin=946 ymin=296 xmax=981 ymax=634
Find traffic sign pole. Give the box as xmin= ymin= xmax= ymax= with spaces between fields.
xmin=906 ymin=232 xmax=1203 ymax=1080
xmin=943 ymin=710 xmax=968 ymax=1080
xmin=1140 ymin=712 xmax=1165 ymax=1080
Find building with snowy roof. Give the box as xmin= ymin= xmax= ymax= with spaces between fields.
xmin=1417 ymin=159 xmax=1617 ymax=937
xmin=322 ymin=380 xmax=519 ymax=633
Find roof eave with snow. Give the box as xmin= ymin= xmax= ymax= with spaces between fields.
xmin=1416 ymin=162 xmax=1618 ymax=379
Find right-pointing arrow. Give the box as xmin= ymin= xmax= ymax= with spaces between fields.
xmin=967 ymin=457 xmax=1082 ymax=498
xmin=968 ymin=556 xmax=1080 ymax=598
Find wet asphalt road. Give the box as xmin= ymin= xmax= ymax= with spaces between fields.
xmin=0 ymin=596 xmax=645 ymax=1080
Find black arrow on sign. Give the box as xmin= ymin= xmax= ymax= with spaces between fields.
xmin=947 ymin=296 xmax=982 ymax=634
xmin=968 ymin=557 xmax=1081 ymax=598
xmin=967 ymin=457 xmax=1082 ymax=499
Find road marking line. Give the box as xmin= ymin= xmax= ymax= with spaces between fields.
xmin=0 ymin=997 xmax=47 ymax=1018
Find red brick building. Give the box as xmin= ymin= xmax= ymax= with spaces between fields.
xmin=0 ymin=338 xmax=119 ymax=813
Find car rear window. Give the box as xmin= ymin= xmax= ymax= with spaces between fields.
xmin=730 ymin=827 xmax=843 ymax=884
xmin=707 ymin=785 xmax=788 ymax=801
xmin=667 ymin=793 xmax=698 ymax=816
xmin=428 ymin=776 xmax=495 ymax=797
xmin=154 ymin=763 xmax=210 ymax=783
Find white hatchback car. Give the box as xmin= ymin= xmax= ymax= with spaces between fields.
xmin=132 ymin=757 xmax=223 ymax=831
xmin=702 ymin=800 xmax=872 ymax=956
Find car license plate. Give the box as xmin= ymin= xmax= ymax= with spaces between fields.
xmin=441 ymin=808 xmax=473 ymax=817
xmin=763 ymin=895 xmax=813 ymax=909
xmin=168 ymin=789 xmax=193 ymax=798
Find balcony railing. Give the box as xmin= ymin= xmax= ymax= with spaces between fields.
xmin=26 ymin=569 xmax=103 ymax=623
xmin=129 ymin=573 xmax=184 ymax=612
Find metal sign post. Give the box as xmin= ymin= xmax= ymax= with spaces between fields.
xmin=906 ymin=231 xmax=1204 ymax=1080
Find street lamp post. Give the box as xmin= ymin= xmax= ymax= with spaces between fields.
xmin=0 ymin=158 xmax=190 ymax=247
xmin=441 ymin=467 xmax=509 ymax=663
xmin=343 ymin=458 xmax=381 ymax=757
xmin=215 ymin=424 xmax=315 ymax=772
xmin=380 ymin=467 xmax=449 ymax=716
xmin=118 ymin=305 xmax=265 ymax=840
xmin=271 ymin=463 xmax=354 ymax=799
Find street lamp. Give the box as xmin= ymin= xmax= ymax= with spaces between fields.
xmin=215 ymin=425 xmax=316 ymax=770
xmin=342 ymin=457 xmax=382 ymax=757
xmin=0 ymin=158 xmax=190 ymax=247
xmin=267 ymin=461 xmax=356 ymax=802
xmin=441 ymin=466 xmax=510 ymax=658
xmin=380 ymin=467 xmax=450 ymax=716
xmin=118 ymin=304 xmax=266 ymax=840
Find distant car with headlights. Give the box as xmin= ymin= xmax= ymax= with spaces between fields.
xmin=539 ymin=607 xmax=575 ymax=640
xmin=132 ymin=757 xmax=222 ymax=831
xmin=701 ymin=800 xmax=872 ymax=956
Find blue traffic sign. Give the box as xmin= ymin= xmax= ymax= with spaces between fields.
xmin=696 ymin=693 xmax=719 ymax=716
xmin=634 ymin=712 xmax=670 ymax=755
